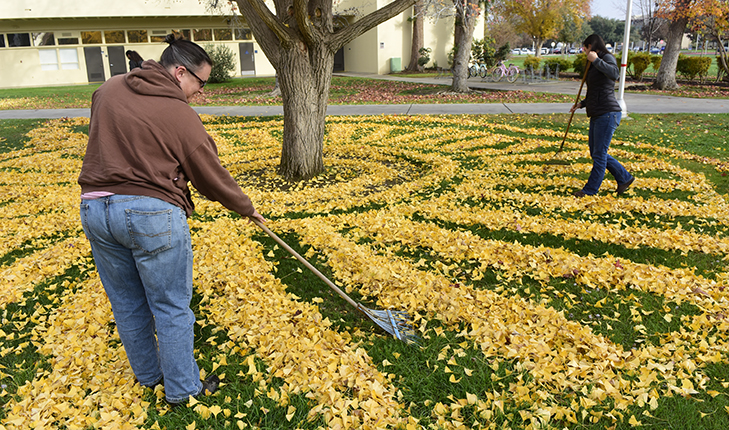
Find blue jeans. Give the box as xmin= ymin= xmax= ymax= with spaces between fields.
xmin=582 ymin=111 xmax=633 ymax=195
xmin=80 ymin=195 xmax=202 ymax=403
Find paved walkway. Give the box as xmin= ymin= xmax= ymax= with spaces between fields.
xmin=1 ymin=73 xmax=726 ymax=119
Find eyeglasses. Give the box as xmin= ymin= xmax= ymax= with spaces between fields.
xmin=177 ymin=66 xmax=207 ymax=88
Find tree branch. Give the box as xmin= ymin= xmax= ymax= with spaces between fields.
xmin=293 ymin=0 xmax=318 ymax=45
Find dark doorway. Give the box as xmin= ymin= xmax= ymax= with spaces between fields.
xmin=108 ymin=46 xmax=127 ymax=76
xmin=333 ymin=48 xmax=344 ymax=72
xmin=238 ymin=43 xmax=255 ymax=76
xmin=84 ymin=47 xmax=105 ymax=82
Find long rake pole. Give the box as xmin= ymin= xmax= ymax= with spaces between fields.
xmin=552 ymin=59 xmax=591 ymax=157
xmin=252 ymin=219 xmax=417 ymax=343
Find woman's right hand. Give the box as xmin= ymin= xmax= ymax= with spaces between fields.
xmin=569 ymin=102 xmax=581 ymax=113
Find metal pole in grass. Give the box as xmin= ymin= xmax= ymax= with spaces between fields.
xmin=617 ymin=0 xmax=634 ymax=119
xmin=252 ymin=219 xmax=419 ymax=344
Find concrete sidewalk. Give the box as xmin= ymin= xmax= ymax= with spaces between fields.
xmin=1 ymin=73 xmax=726 ymax=119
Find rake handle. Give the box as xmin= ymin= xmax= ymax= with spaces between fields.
xmin=252 ymin=219 xmax=361 ymax=310
xmin=555 ymin=59 xmax=591 ymax=155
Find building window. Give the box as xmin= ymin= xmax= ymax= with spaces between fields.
xmin=214 ymin=29 xmax=232 ymax=41
xmin=234 ymin=29 xmax=252 ymax=40
xmin=150 ymin=30 xmax=168 ymax=42
xmin=60 ymin=48 xmax=79 ymax=69
xmin=0 ymin=35 xmax=5 ymax=48
xmin=8 ymin=33 xmax=31 ymax=47
xmin=193 ymin=29 xmax=212 ymax=42
xmin=128 ymin=30 xmax=148 ymax=43
xmin=104 ymin=30 xmax=125 ymax=44
xmin=82 ymin=31 xmax=102 ymax=44
xmin=33 ymin=32 xmax=55 ymax=46
xmin=39 ymin=49 xmax=59 ymax=70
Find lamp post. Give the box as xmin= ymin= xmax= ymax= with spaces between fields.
xmin=617 ymin=0 xmax=634 ymax=117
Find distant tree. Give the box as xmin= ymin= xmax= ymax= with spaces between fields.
xmin=493 ymin=0 xmax=590 ymax=57
xmin=688 ymin=0 xmax=729 ymax=80
xmin=588 ymin=16 xmax=621 ymax=46
xmin=653 ymin=0 xmax=694 ymax=89
xmin=406 ymin=0 xmax=426 ymax=71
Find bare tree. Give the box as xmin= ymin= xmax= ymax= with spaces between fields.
xmin=207 ymin=0 xmax=418 ymax=180
xmin=406 ymin=0 xmax=426 ymax=71
xmin=451 ymin=0 xmax=481 ymax=91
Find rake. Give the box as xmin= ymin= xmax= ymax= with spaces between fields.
xmin=252 ymin=219 xmax=419 ymax=344
xmin=546 ymin=58 xmax=591 ymax=165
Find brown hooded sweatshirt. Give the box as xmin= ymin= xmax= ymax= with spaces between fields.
xmin=78 ymin=60 xmax=255 ymax=218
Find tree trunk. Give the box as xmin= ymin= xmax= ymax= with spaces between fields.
xmin=231 ymin=0 xmax=416 ymax=180
xmin=653 ymin=16 xmax=688 ymax=90
xmin=406 ymin=1 xmax=424 ymax=71
xmin=451 ymin=0 xmax=479 ymax=92
xmin=276 ymin=45 xmax=331 ymax=180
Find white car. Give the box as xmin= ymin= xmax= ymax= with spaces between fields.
xmin=511 ymin=48 xmax=521 ymax=55
xmin=540 ymin=47 xmax=549 ymax=55
xmin=520 ymin=48 xmax=534 ymax=55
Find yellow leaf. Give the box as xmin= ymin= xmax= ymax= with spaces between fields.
xmin=186 ymin=422 xmax=196 ymax=430
xmin=286 ymin=405 xmax=296 ymax=421
xmin=628 ymin=415 xmax=641 ymax=426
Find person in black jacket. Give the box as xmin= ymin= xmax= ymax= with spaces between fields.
xmin=570 ymin=34 xmax=634 ymax=197
xmin=126 ymin=50 xmax=144 ymax=70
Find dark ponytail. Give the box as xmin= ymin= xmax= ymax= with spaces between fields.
xmin=159 ymin=33 xmax=213 ymax=73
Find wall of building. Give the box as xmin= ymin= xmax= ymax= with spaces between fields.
xmin=0 ymin=0 xmax=474 ymax=88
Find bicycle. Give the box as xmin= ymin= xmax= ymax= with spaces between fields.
xmin=491 ymin=61 xmax=520 ymax=83
xmin=469 ymin=62 xmax=488 ymax=79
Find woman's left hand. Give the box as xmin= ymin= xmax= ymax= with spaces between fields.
xmin=586 ymin=51 xmax=598 ymax=62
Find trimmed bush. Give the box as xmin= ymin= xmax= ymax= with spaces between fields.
xmin=628 ymin=52 xmax=652 ymax=81
xmin=572 ymin=54 xmax=588 ymax=78
xmin=523 ymin=55 xmax=541 ymax=71
xmin=204 ymin=44 xmax=236 ymax=83
xmin=650 ymin=55 xmax=662 ymax=72
xmin=676 ymin=54 xmax=712 ymax=82
xmin=543 ymin=57 xmax=572 ymax=75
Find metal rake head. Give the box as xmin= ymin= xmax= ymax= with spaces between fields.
xmin=359 ymin=305 xmax=419 ymax=345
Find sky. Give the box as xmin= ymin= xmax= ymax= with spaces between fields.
xmin=591 ymin=0 xmax=630 ymax=20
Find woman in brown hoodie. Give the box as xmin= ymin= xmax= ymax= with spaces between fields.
xmin=78 ymin=34 xmax=265 ymax=405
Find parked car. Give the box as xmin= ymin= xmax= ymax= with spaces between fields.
xmin=552 ymin=48 xmax=561 ymax=54
xmin=568 ymin=47 xmax=577 ymax=54
xmin=540 ymin=47 xmax=549 ymax=55
xmin=511 ymin=48 xmax=521 ymax=55
xmin=520 ymin=48 xmax=535 ymax=55
xmin=650 ymin=46 xmax=661 ymax=54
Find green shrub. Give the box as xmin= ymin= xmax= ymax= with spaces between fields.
xmin=676 ymin=54 xmax=712 ymax=82
xmin=628 ymin=52 xmax=652 ymax=81
xmin=650 ymin=55 xmax=662 ymax=72
xmin=418 ymin=47 xmax=432 ymax=68
xmin=543 ymin=57 xmax=572 ymax=75
xmin=572 ymin=54 xmax=588 ymax=77
xmin=204 ymin=44 xmax=236 ymax=83
xmin=523 ymin=55 xmax=541 ymax=71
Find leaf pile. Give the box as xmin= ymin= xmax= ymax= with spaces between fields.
xmin=0 ymin=114 xmax=727 ymax=429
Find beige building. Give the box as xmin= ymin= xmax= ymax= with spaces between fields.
xmin=1 ymin=0 xmax=476 ymax=89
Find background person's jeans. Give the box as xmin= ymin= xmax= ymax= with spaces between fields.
xmin=80 ymin=195 xmax=202 ymax=403
xmin=582 ymin=111 xmax=633 ymax=195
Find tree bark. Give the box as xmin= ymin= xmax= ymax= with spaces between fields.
xmin=233 ymin=0 xmax=416 ymax=180
xmin=652 ymin=15 xmax=689 ymax=90
xmin=406 ymin=1 xmax=425 ymax=71
xmin=451 ymin=0 xmax=480 ymax=92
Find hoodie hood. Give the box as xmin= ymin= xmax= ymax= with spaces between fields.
xmin=124 ymin=60 xmax=187 ymax=102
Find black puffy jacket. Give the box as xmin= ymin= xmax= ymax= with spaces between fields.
xmin=580 ymin=52 xmax=621 ymax=118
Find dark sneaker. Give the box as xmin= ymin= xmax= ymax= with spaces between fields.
xmin=168 ymin=374 xmax=220 ymax=407
xmin=572 ymin=189 xmax=586 ymax=198
xmin=616 ymin=178 xmax=635 ymax=195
